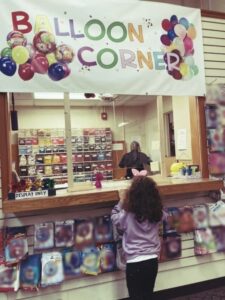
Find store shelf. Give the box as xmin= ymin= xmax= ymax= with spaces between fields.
xmin=3 ymin=178 xmax=223 ymax=214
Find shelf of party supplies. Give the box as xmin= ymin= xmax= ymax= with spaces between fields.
xmin=2 ymin=177 xmax=224 ymax=214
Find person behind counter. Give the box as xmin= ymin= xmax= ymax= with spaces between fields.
xmin=119 ymin=141 xmax=151 ymax=179
xmin=111 ymin=174 xmax=165 ymax=300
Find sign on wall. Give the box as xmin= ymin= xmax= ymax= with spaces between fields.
xmin=0 ymin=0 xmax=205 ymax=95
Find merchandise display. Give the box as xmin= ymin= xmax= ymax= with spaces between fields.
xmin=41 ymin=252 xmax=64 ymax=287
xmin=17 ymin=127 xmax=113 ymax=184
xmin=20 ymin=254 xmax=41 ymax=291
xmin=34 ymin=222 xmax=54 ymax=250
xmin=63 ymin=250 xmax=83 ymax=278
xmin=55 ymin=220 xmax=74 ymax=248
xmin=0 ymin=264 xmax=19 ymax=292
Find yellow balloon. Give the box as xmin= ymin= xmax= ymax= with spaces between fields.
xmin=12 ymin=46 xmax=29 ymax=64
xmin=179 ymin=63 xmax=189 ymax=76
xmin=46 ymin=53 xmax=57 ymax=65
xmin=187 ymin=25 xmax=196 ymax=39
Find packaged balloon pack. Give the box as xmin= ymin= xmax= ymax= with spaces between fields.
xmin=4 ymin=235 xmax=28 ymax=265
xmin=34 ymin=222 xmax=54 ymax=250
xmin=193 ymin=205 xmax=209 ymax=229
xmin=81 ymin=247 xmax=100 ymax=276
xmin=194 ymin=228 xmax=216 ymax=256
xmin=41 ymin=252 xmax=64 ymax=287
xmin=75 ymin=219 xmax=94 ymax=250
xmin=0 ymin=264 xmax=19 ymax=292
xmin=63 ymin=249 xmax=83 ymax=278
xmin=55 ymin=220 xmax=74 ymax=248
xmin=95 ymin=215 xmax=113 ymax=244
xmin=163 ymin=207 xmax=180 ymax=234
xmin=20 ymin=254 xmax=41 ymax=291
xmin=99 ymin=243 xmax=116 ymax=273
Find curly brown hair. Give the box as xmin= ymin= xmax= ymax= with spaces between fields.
xmin=127 ymin=176 xmax=163 ymax=223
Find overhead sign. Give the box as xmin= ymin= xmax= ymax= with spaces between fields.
xmin=0 ymin=0 xmax=205 ymax=95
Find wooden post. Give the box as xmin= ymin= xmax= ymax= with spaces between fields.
xmin=0 ymin=93 xmax=11 ymax=200
xmin=157 ymin=96 xmax=166 ymax=177
xmin=64 ymin=95 xmax=74 ymax=191
xmin=197 ymin=97 xmax=209 ymax=178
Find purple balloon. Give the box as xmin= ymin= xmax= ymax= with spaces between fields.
xmin=0 ymin=57 xmax=17 ymax=76
xmin=160 ymin=34 xmax=171 ymax=46
xmin=170 ymin=15 xmax=178 ymax=26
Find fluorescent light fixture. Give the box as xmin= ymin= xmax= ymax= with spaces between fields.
xmin=34 ymin=92 xmax=64 ymax=99
xmin=118 ymin=122 xmax=129 ymax=127
xmin=69 ymin=93 xmax=86 ymax=100
xmin=69 ymin=93 xmax=101 ymax=100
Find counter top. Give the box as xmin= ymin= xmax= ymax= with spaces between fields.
xmin=2 ymin=177 xmax=223 ymax=214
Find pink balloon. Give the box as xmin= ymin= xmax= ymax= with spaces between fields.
xmin=160 ymin=34 xmax=171 ymax=46
xmin=183 ymin=36 xmax=193 ymax=55
xmin=162 ymin=19 xmax=172 ymax=31
xmin=31 ymin=54 xmax=49 ymax=74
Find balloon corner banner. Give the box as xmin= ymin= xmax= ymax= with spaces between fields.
xmin=0 ymin=0 xmax=206 ymax=96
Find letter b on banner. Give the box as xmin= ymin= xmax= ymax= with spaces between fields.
xmin=12 ymin=11 xmax=32 ymax=34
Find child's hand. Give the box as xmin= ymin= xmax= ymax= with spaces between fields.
xmin=118 ymin=189 xmax=127 ymax=201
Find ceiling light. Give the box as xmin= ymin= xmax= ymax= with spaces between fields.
xmin=69 ymin=93 xmax=101 ymax=100
xmin=118 ymin=122 xmax=129 ymax=127
xmin=34 ymin=92 xmax=64 ymax=99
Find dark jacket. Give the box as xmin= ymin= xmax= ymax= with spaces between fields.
xmin=119 ymin=150 xmax=151 ymax=178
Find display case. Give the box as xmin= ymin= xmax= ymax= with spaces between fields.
xmin=18 ymin=127 xmax=113 ymax=184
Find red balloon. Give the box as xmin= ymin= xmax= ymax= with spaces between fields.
xmin=172 ymin=69 xmax=182 ymax=80
xmin=18 ymin=63 xmax=34 ymax=81
xmin=62 ymin=64 xmax=71 ymax=78
xmin=31 ymin=54 xmax=49 ymax=74
xmin=161 ymin=19 xmax=172 ymax=32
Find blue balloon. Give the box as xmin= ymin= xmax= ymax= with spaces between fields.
xmin=168 ymin=29 xmax=177 ymax=41
xmin=0 ymin=57 xmax=17 ymax=76
xmin=170 ymin=15 xmax=178 ymax=25
xmin=179 ymin=17 xmax=189 ymax=29
xmin=48 ymin=63 xmax=65 ymax=81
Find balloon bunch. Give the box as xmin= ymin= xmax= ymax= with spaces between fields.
xmin=160 ymin=15 xmax=199 ymax=80
xmin=0 ymin=31 xmax=74 ymax=81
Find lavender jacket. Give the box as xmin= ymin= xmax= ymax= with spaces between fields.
xmin=111 ymin=201 xmax=164 ymax=262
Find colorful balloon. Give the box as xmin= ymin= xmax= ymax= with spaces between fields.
xmin=160 ymin=34 xmax=171 ymax=46
xmin=183 ymin=36 xmax=193 ymax=56
xmin=12 ymin=46 xmax=29 ymax=64
xmin=173 ymin=37 xmax=185 ymax=56
xmin=62 ymin=64 xmax=71 ymax=78
xmin=46 ymin=53 xmax=57 ymax=65
xmin=48 ymin=63 xmax=65 ymax=81
xmin=33 ymin=31 xmax=56 ymax=54
xmin=174 ymin=24 xmax=187 ymax=40
xmin=18 ymin=63 xmax=35 ymax=80
xmin=179 ymin=63 xmax=189 ymax=76
xmin=7 ymin=31 xmax=27 ymax=48
xmin=170 ymin=15 xmax=178 ymax=26
xmin=1 ymin=47 xmax=12 ymax=57
xmin=179 ymin=17 xmax=189 ymax=29
xmin=184 ymin=55 xmax=194 ymax=66
xmin=55 ymin=44 xmax=74 ymax=63
xmin=187 ymin=24 xmax=197 ymax=40
xmin=0 ymin=57 xmax=17 ymax=76
xmin=171 ymin=69 xmax=182 ymax=80
xmin=190 ymin=64 xmax=199 ymax=75
xmin=168 ymin=29 xmax=177 ymax=41
xmin=31 ymin=54 xmax=49 ymax=74
xmin=161 ymin=19 xmax=172 ymax=31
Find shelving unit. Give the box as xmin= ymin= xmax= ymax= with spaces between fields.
xmin=18 ymin=128 xmax=113 ymax=183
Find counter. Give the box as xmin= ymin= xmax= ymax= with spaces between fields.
xmin=2 ymin=176 xmax=223 ymax=214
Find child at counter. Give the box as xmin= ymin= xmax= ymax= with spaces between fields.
xmin=111 ymin=170 xmax=165 ymax=300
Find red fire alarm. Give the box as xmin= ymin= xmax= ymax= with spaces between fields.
xmin=101 ymin=112 xmax=108 ymax=120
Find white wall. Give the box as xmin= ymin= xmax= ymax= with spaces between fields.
xmin=172 ymin=96 xmax=192 ymax=160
